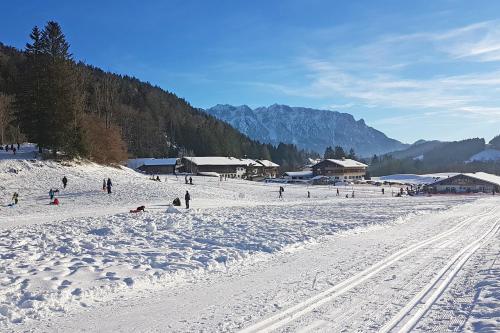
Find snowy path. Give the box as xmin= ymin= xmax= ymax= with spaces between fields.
xmin=14 ymin=197 xmax=499 ymax=332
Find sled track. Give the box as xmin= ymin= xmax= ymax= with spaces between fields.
xmin=380 ymin=216 xmax=500 ymax=333
xmin=239 ymin=207 xmax=497 ymax=333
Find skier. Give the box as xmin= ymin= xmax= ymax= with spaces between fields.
xmin=62 ymin=176 xmax=68 ymax=189
xmin=102 ymin=179 xmax=106 ymax=191
xmin=106 ymin=178 xmax=112 ymax=194
xmin=185 ymin=190 xmax=191 ymax=209
xmin=189 ymin=176 xmax=193 ymax=185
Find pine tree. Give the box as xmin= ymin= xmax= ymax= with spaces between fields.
xmin=333 ymin=146 xmax=346 ymax=159
xmin=324 ymin=146 xmax=335 ymax=159
xmin=348 ymin=148 xmax=356 ymax=160
xmin=39 ymin=21 xmax=84 ymax=156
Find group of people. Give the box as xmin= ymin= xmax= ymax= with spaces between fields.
xmin=102 ymin=178 xmax=113 ymax=194
xmin=1 ymin=144 xmax=19 ymax=155
xmin=184 ymin=175 xmax=193 ymax=185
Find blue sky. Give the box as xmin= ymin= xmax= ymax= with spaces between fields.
xmin=1 ymin=0 xmax=500 ymax=143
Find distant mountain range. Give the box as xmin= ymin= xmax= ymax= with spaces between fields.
xmin=205 ymin=104 xmax=408 ymax=157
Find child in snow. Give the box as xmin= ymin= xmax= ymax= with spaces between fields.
xmin=50 ymin=198 xmax=59 ymax=205
xmin=129 ymin=205 xmax=145 ymax=213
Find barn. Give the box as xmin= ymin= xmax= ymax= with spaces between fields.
xmin=180 ymin=156 xmax=259 ymax=178
xmin=128 ymin=158 xmax=178 ymax=174
xmin=429 ymin=172 xmax=500 ymax=194
xmin=256 ymin=159 xmax=280 ymax=178
xmin=312 ymin=158 xmax=367 ymax=181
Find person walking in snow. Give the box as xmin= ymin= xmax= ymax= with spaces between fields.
xmin=278 ymin=186 xmax=283 ymax=199
xmin=12 ymin=192 xmax=19 ymax=205
xmin=185 ymin=175 xmax=188 ymax=184
xmin=102 ymin=179 xmax=106 ymax=191
xmin=352 ymin=191 xmax=355 ymax=198
xmin=189 ymin=176 xmax=193 ymax=185
xmin=336 ymin=188 xmax=340 ymax=196
xmin=62 ymin=176 xmax=68 ymax=189
xmin=106 ymin=178 xmax=112 ymax=194
xmin=382 ymin=188 xmax=385 ymax=195
xmin=49 ymin=188 xmax=54 ymax=200
xmin=185 ymin=190 xmax=191 ymax=209
xmin=12 ymin=147 xmax=16 ymax=155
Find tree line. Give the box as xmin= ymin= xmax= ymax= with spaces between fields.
xmin=0 ymin=21 xmax=315 ymax=168
xmin=368 ymin=138 xmax=500 ymax=176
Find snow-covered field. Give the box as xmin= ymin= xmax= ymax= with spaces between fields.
xmin=1 ymin=158 xmax=498 ymax=332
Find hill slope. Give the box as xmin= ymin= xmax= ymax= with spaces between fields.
xmin=0 ymin=42 xmax=309 ymax=167
xmin=205 ymin=104 xmax=408 ymax=157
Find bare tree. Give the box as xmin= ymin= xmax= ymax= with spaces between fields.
xmin=0 ymin=93 xmax=14 ymax=145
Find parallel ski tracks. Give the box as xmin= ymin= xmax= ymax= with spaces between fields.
xmin=239 ymin=207 xmax=497 ymax=333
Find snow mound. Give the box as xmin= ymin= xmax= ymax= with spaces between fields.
xmin=166 ymin=206 xmax=181 ymax=214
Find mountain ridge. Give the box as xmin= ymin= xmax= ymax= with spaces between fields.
xmin=205 ymin=104 xmax=408 ymax=157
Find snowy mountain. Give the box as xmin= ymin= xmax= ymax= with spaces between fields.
xmin=204 ymin=104 xmax=408 ymax=157
xmin=468 ymin=148 xmax=500 ymax=162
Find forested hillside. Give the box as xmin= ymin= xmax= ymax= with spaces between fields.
xmin=0 ymin=22 xmax=313 ymax=168
xmin=368 ymin=138 xmax=500 ymax=176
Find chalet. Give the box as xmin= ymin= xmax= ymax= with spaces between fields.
xmin=312 ymin=158 xmax=367 ymax=181
xmin=256 ymin=159 xmax=280 ymax=178
xmin=128 ymin=158 xmax=178 ymax=174
xmin=429 ymin=172 xmax=500 ymax=194
xmin=180 ymin=156 xmax=259 ymax=178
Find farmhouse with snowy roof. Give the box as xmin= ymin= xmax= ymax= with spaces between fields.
xmin=256 ymin=159 xmax=280 ymax=178
xmin=429 ymin=172 xmax=500 ymax=194
xmin=180 ymin=156 xmax=265 ymax=179
xmin=312 ymin=158 xmax=367 ymax=181
xmin=128 ymin=158 xmax=178 ymax=174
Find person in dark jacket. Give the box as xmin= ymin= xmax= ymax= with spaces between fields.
xmin=102 ymin=179 xmax=106 ymax=191
xmin=185 ymin=190 xmax=191 ymax=209
xmin=106 ymin=178 xmax=112 ymax=194
xmin=62 ymin=176 xmax=68 ymax=189
xmin=189 ymin=176 xmax=193 ymax=185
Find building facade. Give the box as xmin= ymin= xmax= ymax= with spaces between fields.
xmin=181 ymin=157 xmax=259 ymax=178
xmin=429 ymin=173 xmax=500 ymax=193
xmin=256 ymin=159 xmax=280 ymax=178
xmin=312 ymin=158 xmax=367 ymax=181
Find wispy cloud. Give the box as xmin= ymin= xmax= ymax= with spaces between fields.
xmin=250 ymin=20 xmax=500 ymax=123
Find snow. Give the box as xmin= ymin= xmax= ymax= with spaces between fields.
xmin=182 ymin=156 xmax=256 ymax=166
xmin=0 ymin=157 xmax=498 ymax=332
xmin=377 ymin=173 xmax=459 ymax=185
xmin=468 ymin=148 xmax=500 ymax=162
xmin=322 ymin=158 xmax=368 ymax=168
xmin=256 ymin=159 xmax=280 ymax=168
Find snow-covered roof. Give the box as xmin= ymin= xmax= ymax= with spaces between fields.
xmin=377 ymin=173 xmax=458 ymax=185
xmin=256 ymin=159 xmax=280 ymax=168
xmin=284 ymin=171 xmax=313 ymax=177
xmin=182 ymin=156 xmax=257 ymax=166
xmin=433 ymin=172 xmax=500 ymax=186
xmin=319 ymin=159 xmax=368 ymax=168
xmin=128 ymin=158 xmax=177 ymax=169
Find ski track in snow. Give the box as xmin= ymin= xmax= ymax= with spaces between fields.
xmin=0 ymin=158 xmax=497 ymax=331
